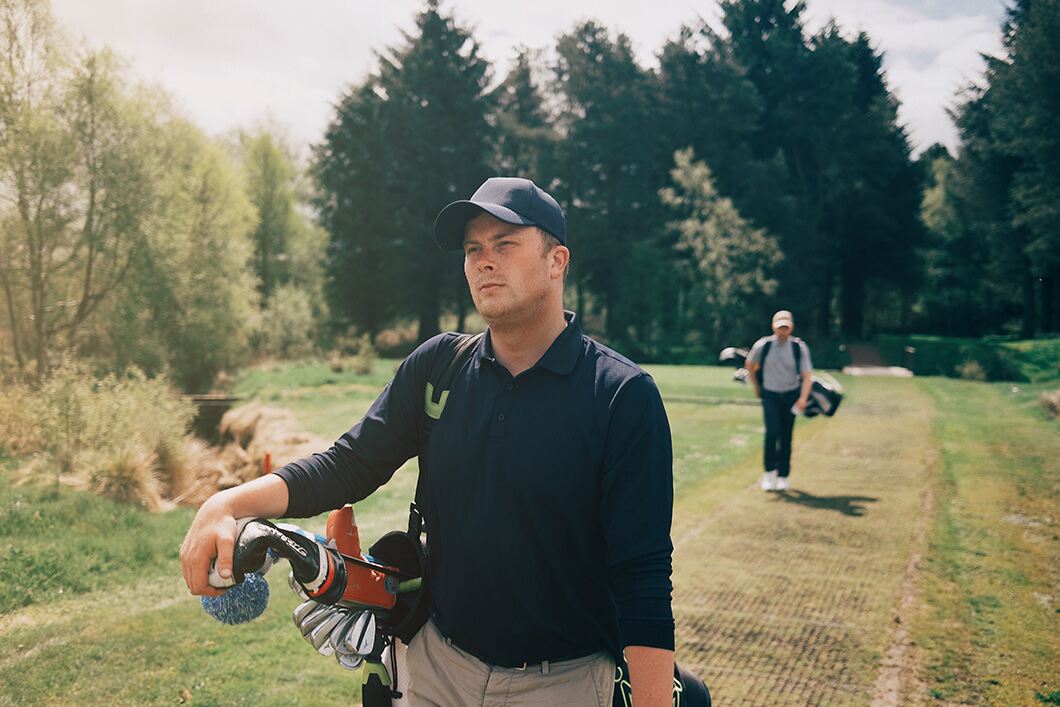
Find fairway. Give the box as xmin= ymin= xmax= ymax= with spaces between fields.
xmin=667 ymin=375 xmax=935 ymax=705
xmin=0 ymin=363 xmax=1056 ymax=706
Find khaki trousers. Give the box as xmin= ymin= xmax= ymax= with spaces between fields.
xmin=405 ymin=618 xmax=616 ymax=707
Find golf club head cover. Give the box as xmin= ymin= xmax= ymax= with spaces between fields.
xmin=201 ymin=572 xmax=270 ymax=624
xmin=226 ymin=518 xmax=348 ymax=605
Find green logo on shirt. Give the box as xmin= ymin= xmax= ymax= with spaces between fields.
xmin=424 ymin=383 xmax=448 ymax=420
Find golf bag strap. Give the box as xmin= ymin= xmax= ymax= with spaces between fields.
xmin=410 ymin=332 xmax=484 ymax=536
xmin=613 ymin=660 xmax=711 ymax=707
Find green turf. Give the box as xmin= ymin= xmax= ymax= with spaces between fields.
xmin=912 ymin=377 xmax=1059 ymax=705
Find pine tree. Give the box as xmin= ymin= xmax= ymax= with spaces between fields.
xmin=315 ymin=0 xmax=495 ymax=340
xmin=949 ymin=0 xmax=1060 ymax=336
xmin=495 ymin=47 xmax=556 ymax=181
xmin=551 ymin=21 xmax=672 ymax=351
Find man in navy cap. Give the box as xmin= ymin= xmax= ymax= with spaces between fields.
xmin=180 ymin=178 xmax=677 ymax=706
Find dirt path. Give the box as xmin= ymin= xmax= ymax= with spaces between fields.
xmin=671 ymin=377 xmax=938 ymax=705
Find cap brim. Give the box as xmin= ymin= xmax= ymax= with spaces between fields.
xmin=773 ymin=319 xmax=793 ymax=328
xmin=433 ymin=201 xmax=535 ymax=250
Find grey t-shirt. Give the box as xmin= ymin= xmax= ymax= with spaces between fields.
xmin=747 ymin=335 xmax=813 ymax=393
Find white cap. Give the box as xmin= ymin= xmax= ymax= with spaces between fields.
xmin=772 ymin=310 xmax=794 ymax=328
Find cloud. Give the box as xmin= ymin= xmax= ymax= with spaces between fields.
xmin=801 ymin=0 xmax=1002 ymax=153
xmin=49 ymin=0 xmax=1003 ymax=156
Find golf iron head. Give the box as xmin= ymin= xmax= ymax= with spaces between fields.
xmin=345 ymin=611 xmax=377 ymax=656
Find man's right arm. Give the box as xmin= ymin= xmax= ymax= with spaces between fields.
xmin=746 ymin=340 xmax=763 ymax=398
xmin=180 ymin=473 xmax=289 ymax=596
xmin=180 ymin=334 xmax=450 ymax=596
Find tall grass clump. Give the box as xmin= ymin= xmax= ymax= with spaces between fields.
xmin=1040 ymin=390 xmax=1060 ymax=419
xmin=0 ymin=379 xmax=43 ymax=455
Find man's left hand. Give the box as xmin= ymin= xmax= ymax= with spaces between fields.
xmin=795 ymin=398 xmax=807 ymax=413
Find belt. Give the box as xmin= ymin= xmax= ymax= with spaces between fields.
xmin=440 ymin=633 xmax=599 ymax=675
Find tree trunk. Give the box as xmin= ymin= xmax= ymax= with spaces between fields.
xmin=817 ymin=267 xmax=832 ymax=339
xmin=840 ymin=267 xmax=865 ymax=339
xmin=455 ymin=281 xmax=468 ymax=333
xmin=1021 ymin=271 xmax=1036 ymax=338
xmin=0 ymin=269 xmax=25 ymax=372
xmin=1041 ymin=274 xmax=1055 ymax=334
xmin=414 ymin=230 xmax=443 ymax=341
xmin=417 ymin=303 xmax=440 ymax=342
xmin=417 ymin=263 xmax=441 ymax=342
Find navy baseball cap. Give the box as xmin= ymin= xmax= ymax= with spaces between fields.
xmin=434 ymin=177 xmax=566 ymax=250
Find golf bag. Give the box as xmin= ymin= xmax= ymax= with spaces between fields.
xmin=719 ymin=342 xmax=844 ymax=417
xmin=718 ymin=347 xmax=751 ymax=384
xmin=802 ymin=373 xmax=843 ymax=417
xmin=717 ymin=346 xmax=749 ymax=368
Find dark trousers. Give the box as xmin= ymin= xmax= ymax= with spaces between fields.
xmin=762 ymin=389 xmax=800 ymax=477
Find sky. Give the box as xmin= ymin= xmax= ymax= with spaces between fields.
xmin=50 ymin=0 xmax=1007 ymax=158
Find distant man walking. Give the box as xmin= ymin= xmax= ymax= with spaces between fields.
xmin=746 ymin=310 xmax=813 ymax=492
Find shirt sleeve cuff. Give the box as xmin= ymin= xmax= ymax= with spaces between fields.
xmin=620 ymin=617 xmax=676 ymax=651
xmin=619 ymin=597 xmax=675 ymax=650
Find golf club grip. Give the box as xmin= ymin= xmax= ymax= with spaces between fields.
xmin=233 ymin=519 xmax=347 ymax=604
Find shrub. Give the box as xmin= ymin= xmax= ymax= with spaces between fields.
xmin=258 ymin=284 xmax=317 ymax=359
xmin=957 ymin=359 xmax=987 ymax=381
xmin=329 ymin=351 xmax=345 ymax=373
xmin=875 ymin=335 xmax=1024 ymax=380
xmin=329 ymin=331 xmax=377 ymax=375
xmin=1003 ymin=337 xmax=1060 ymax=382
xmin=19 ymin=358 xmax=194 ymax=508
xmin=0 ymin=380 xmax=43 ymax=455
xmin=350 ymin=334 xmax=377 ymax=375
xmin=37 ymin=360 xmax=192 ymax=465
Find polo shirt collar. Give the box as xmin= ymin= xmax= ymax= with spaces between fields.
xmin=477 ymin=310 xmax=583 ymax=377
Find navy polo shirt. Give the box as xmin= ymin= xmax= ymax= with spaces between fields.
xmin=276 ymin=311 xmax=675 ymax=666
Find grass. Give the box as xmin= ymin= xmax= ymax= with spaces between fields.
xmin=0 ymin=469 xmax=362 ymax=705
xmin=0 ymin=474 xmax=192 ymax=614
xmin=0 ymin=361 xmax=1056 ymax=705
xmin=912 ymin=378 xmax=1059 ymax=705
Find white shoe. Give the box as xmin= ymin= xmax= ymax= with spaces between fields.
xmin=761 ymin=470 xmax=777 ymax=491
xmin=775 ymin=476 xmax=789 ymax=491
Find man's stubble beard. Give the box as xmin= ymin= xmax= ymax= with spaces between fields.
xmin=475 ymin=283 xmax=552 ymax=333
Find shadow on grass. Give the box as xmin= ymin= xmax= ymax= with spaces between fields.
xmin=773 ymin=489 xmax=879 ymax=517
